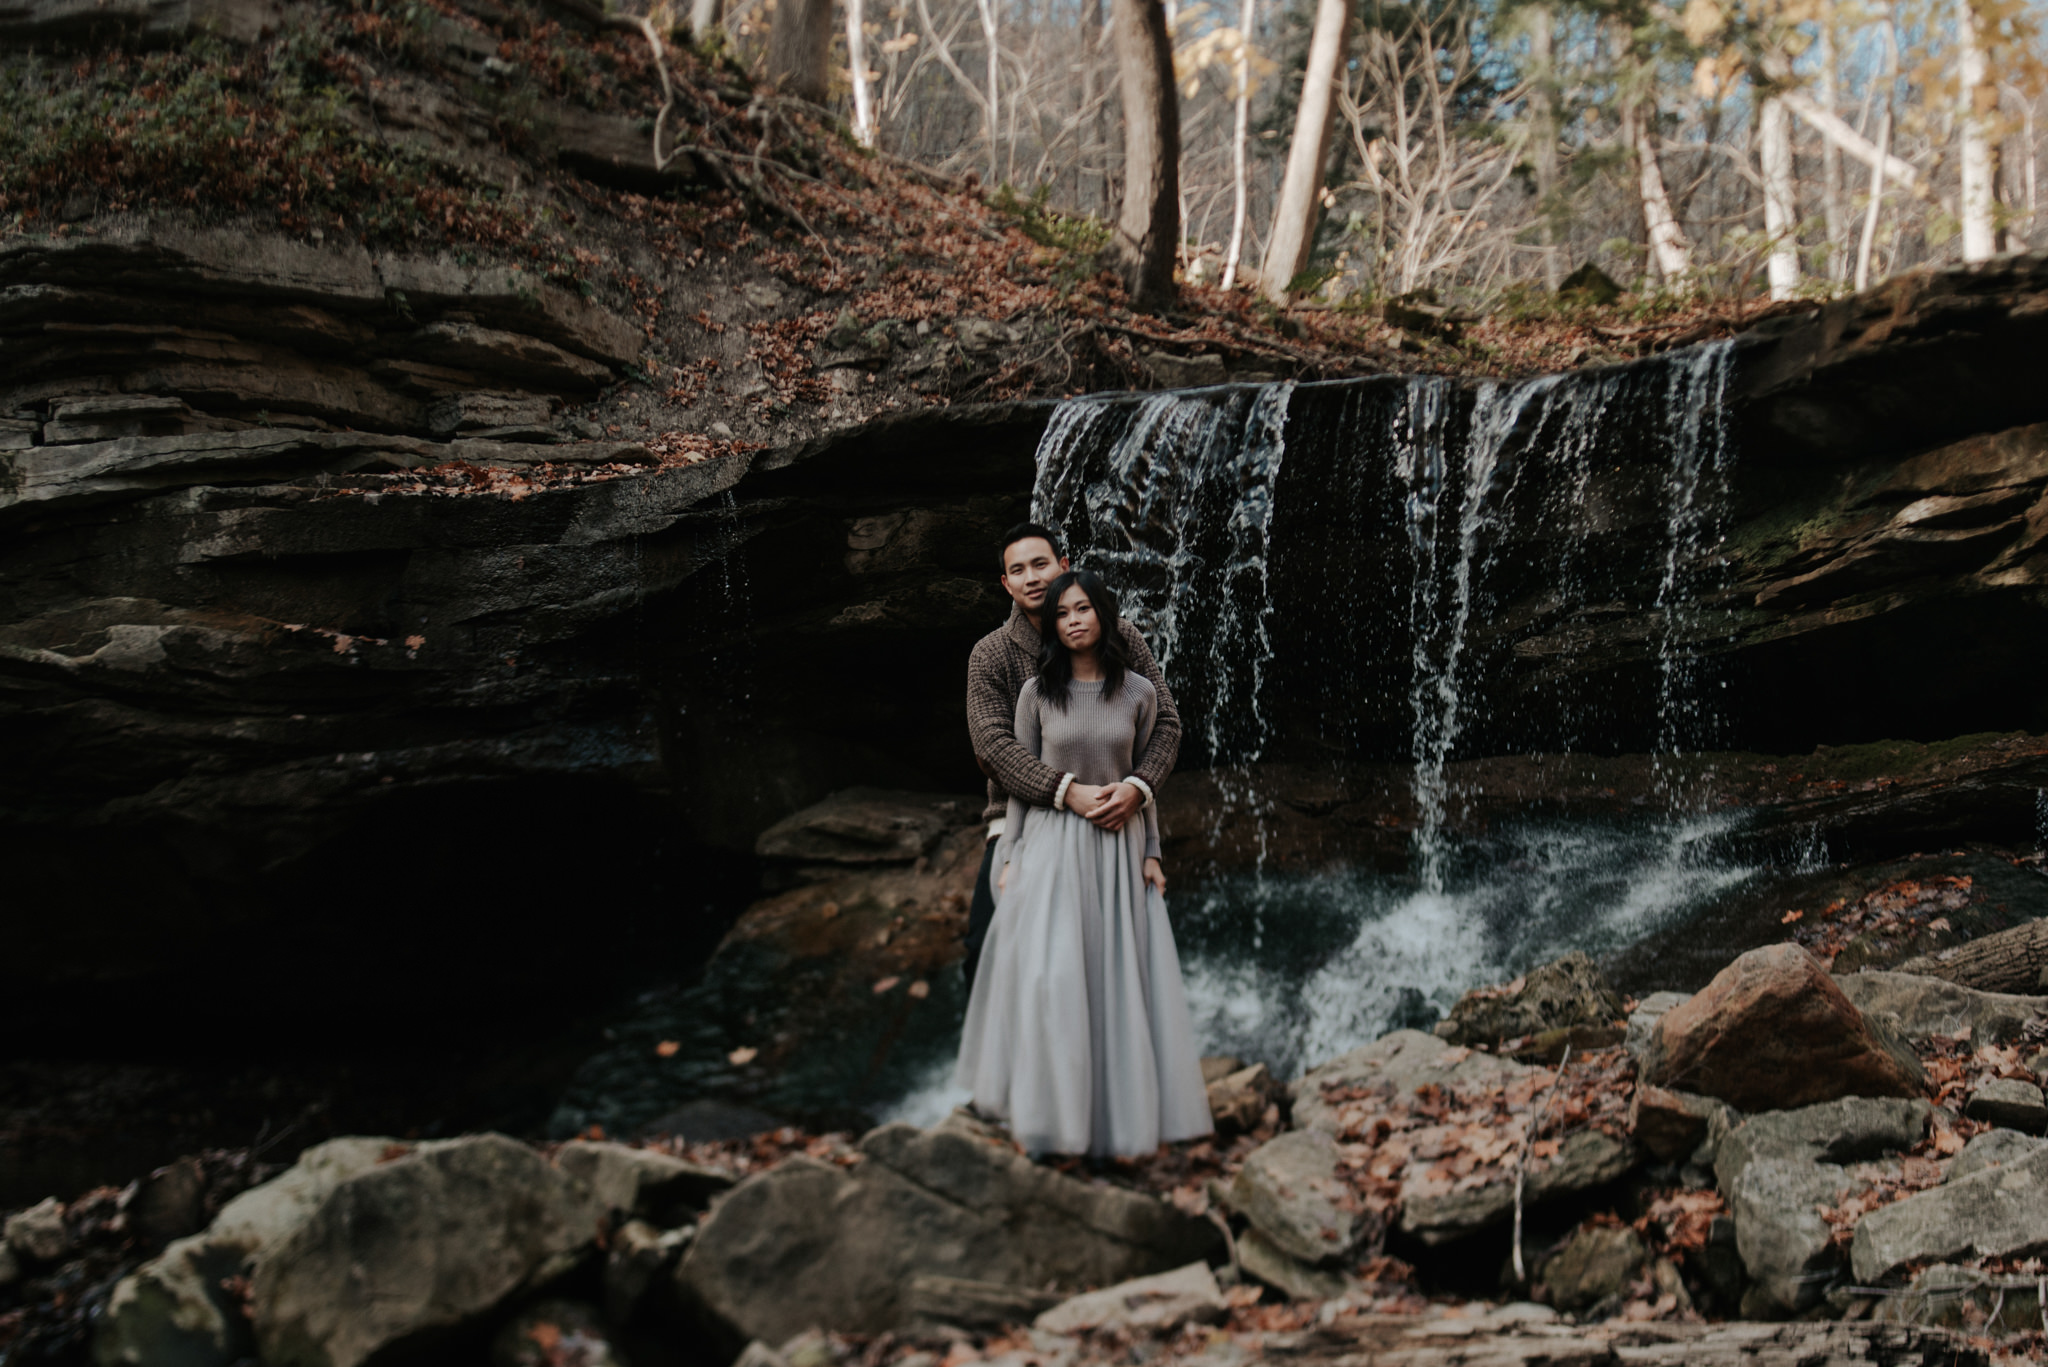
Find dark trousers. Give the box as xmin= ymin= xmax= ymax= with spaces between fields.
xmin=962 ymin=835 xmax=1000 ymax=989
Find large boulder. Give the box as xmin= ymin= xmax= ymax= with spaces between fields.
xmin=1234 ymin=1229 xmax=1350 ymax=1302
xmin=1638 ymin=945 xmax=1926 ymax=1111
xmin=1229 ymin=1130 xmax=1381 ymax=1265
xmin=1400 ymin=1130 xmax=1638 ymax=1245
xmin=4 ymin=1198 xmax=69 ymax=1264
xmin=251 ymin=1135 xmax=606 ymax=1367
xmin=1290 ymin=1029 xmax=1524 ymax=1134
xmin=1627 ymin=1085 xmax=1728 ymax=1163
xmin=1535 ymin=1224 xmax=1647 ymax=1313
xmin=95 ymin=1137 xmax=396 ymax=1367
xmin=1291 ymin=1031 xmax=1640 ymax=1245
xmin=1733 ymin=1159 xmax=1857 ymax=1316
xmin=1949 ymin=1128 xmax=2047 ymax=1182
xmin=1833 ymin=970 xmax=2048 ymax=1045
xmin=1710 ymin=1097 xmax=1930 ymax=1194
xmin=1964 ymin=1077 xmax=2048 ymax=1132
xmin=1436 ymin=952 xmax=1625 ymax=1048
xmin=1850 ymin=1144 xmax=2048 ymax=1283
xmin=1032 ymin=1263 xmax=1225 ymax=1336
xmin=553 ymin=1139 xmax=732 ymax=1224
xmin=673 ymin=1112 xmax=1218 ymax=1347
xmin=1623 ymin=992 xmax=1692 ymax=1064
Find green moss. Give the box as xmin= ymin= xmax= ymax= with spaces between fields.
xmin=1800 ymin=733 xmax=2025 ymax=782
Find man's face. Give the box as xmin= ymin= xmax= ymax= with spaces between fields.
xmin=999 ymin=537 xmax=1069 ymax=615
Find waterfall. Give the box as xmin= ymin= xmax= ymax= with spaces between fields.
xmin=1019 ymin=349 xmax=1755 ymax=1072
xmin=1651 ymin=340 xmax=1737 ymax=789
xmin=1398 ymin=375 xmax=1572 ymax=892
xmin=1033 ymin=384 xmax=1295 ymax=858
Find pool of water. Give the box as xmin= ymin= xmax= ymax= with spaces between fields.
xmin=882 ymin=808 xmax=1765 ymax=1126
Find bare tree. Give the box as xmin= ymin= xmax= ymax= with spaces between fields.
xmin=1526 ymin=4 xmax=1564 ymax=288
xmin=847 ymin=0 xmax=876 ymax=145
xmin=1760 ymin=93 xmax=1799 ymax=297
xmin=1817 ymin=20 xmax=1845 ymax=278
xmin=1854 ymin=106 xmax=1892 ymax=289
xmin=1616 ymin=20 xmax=1694 ymax=282
xmin=1959 ymin=0 xmax=2000 ymax=258
xmin=1220 ymin=0 xmax=1256 ymax=289
xmin=767 ymin=0 xmax=836 ymax=101
xmin=1338 ymin=1 xmax=1529 ymax=293
xmin=1261 ymin=0 xmax=1350 ymax=301
xmin=975 ymin=0 xmax=1002 ymax=181
xmin=1110 ymin=0 xmax=1182 ymax=306
xmin=712 ymin=0 xmax=2047 ymax=309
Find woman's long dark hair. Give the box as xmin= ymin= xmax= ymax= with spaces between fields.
xmin=1036 ymin=569 xmax=1130 ymax=711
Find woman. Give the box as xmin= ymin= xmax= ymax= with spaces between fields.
xmin=954 ymin=569 xmax=1213 ymax=1158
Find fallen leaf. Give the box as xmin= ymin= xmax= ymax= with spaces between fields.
xmin=819 ymin=901 xmax=840 ymax=919
xmin=873 ymin=976 xmax=901 ymax=994
xmin=405 ymin=634 xmax=425 ymax=649
xmin=1933 ymin=1126 xmax=1966 ymax=1156
xmin=655 ymin=1040 xmax=680 ymax=1057
xmin=1781 ymin=909 xmax=1804 ymax=923
xmin=728 ymin=1046 xmax=759 ymax=1066
xmin=908 ymin=979 xmax=930 ymax=999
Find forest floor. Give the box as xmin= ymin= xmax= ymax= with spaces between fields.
xmin=2 ymin=0 xmax=1819 ymax=470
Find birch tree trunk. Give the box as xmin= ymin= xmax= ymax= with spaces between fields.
xmin=689 ymin=0 xmax=722 ymax=41
xmin=976 ymin=0 xmax=1002 ymax=184
xmin=1528 ymin=5 xmax=1563 ymax=289
xmin=846 ymin=0 xmax=875 ymax=146
xmin=1220 ymin=0 xmax=1254 ymax=290
xmin=1760 ymin=94 xmax=1800 ymax=299
xmin=1818 ymin=24 xmax=1845 ymax=279
xmin=1626 ymin=99 xmax=1693 ymax=281
xmin=1958 ymin=0 xmax=1999 ymax=261
xmin=1081 ymin=0 xmax=1104 ymax=216
xmin=1777 ymin=88 xmax=1925 ymax=192
xmin=1260 ymin=0 xmax=1349 ymax=302
xmin=1110 ymin=0 xmax=1182 ymax=308
xmin=766 ymin=0 xmax=835 ymax=102
xmin=1855 ymin=107 xmax=1890 ymax=290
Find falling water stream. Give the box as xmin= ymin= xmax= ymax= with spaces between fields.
xmin=546 ymin=344 xmax=1777 ymax=1134
xmin=1027 ymin=345 xmax=1753 ymax=1078
xmin=861 ymin=345 xmax=1767 ymax=1123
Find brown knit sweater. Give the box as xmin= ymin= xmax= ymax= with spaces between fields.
xmin=967 ymin=604 xmax=1181 ymax=824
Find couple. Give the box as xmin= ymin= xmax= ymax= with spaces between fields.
xmin=954 ymin=522 xmax=1213 ymax=1159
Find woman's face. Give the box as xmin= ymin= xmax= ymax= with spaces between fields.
xmin=1054 ymin=584 xmax=1103 ymax=654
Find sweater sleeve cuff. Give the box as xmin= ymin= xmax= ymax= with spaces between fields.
xmin=1145 ymin=836 xmax=1162 ymax=860
xmin=1123 ymin=776 xmax=1155 ymax=808
xmin=1053 ymin=774 xmax=1076 ymax=810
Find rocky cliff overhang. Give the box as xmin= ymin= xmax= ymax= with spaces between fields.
xmin=4 ymin=241 xmax=2047 ymax=1041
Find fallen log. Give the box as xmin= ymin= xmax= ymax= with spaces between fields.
xmin=1895 ymin=916 xmax=2048 ymax=995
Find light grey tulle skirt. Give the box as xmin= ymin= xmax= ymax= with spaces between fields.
xmin=954 ymin=808 xmax=1213 ymax=1157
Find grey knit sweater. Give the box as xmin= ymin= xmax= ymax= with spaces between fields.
xmin=966 ymin=605 xmax=1181 ymax=825
xmin=1004 ymin=675 xmax=1165 ymax=860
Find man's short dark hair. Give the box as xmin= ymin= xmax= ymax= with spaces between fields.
xmin=998 ymin=521 xmax=1064 ymax=568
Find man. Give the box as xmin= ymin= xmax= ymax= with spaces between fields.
xmin=962 ymin=522 xmax=1182 ymax=986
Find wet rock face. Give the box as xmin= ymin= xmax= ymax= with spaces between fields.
xmin=7 ymin=239 xmax=2048 ymax=1048
xmin=0 ymin=229 xmax=643 ymax=470
xmin=0 ymin=366 xmax=1041 ymax=1044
